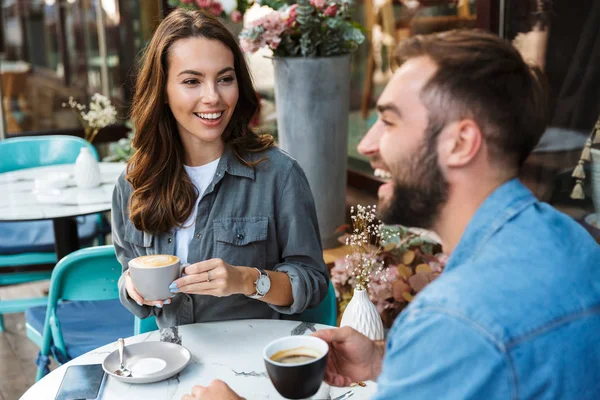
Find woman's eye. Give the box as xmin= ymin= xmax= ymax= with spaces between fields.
xmin=183 ymin=79 xmax=199 ymax=85
xmin=219 ymin=76 xmax=235 ymax=84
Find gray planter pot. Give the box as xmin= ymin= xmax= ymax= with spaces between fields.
xmin=273 ymin=55 xmax=351 ymax=249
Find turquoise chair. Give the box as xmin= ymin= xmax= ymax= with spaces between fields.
xmin=133 ymin=280 xmax=338 ymax=332
xmin=0 ymin=135 xmax=107 ymax=332
xmin=294 ymin=280 xmax=337 ymax=327
xmin=24 ymin=245 xmax=138 ymax=381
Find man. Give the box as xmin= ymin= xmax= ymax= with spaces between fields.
xmin=183 ymin=30 xmax=600 ymax=400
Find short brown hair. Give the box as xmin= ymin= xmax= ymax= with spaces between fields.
xmin=395 ymin=29 xmax=548 ymax=169
xmin=128 ymin=9 xmax=273 ymax=234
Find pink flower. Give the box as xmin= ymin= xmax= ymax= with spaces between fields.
xmin=310 ymin=0 xmax=327 ymax=10
xmin=231 ymin=10 xmax=243 ymax=23
xmin=209 ymin=1 xmax=223 ymax=16
xmin=195 ymin=0 xmax=212 ymax=8
xmin=323 ymin=4 xmax=338 ymax=17
xmin=240 ymin=37 xmax=259 ymax=53
xmin=286 ymin=4 xmax=298 ymax=27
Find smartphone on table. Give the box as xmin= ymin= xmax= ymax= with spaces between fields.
xmin=55 ymin=364 xmax=107 ymax=400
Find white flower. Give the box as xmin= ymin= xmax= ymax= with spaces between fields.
xmin=81 ymin=94 xmax=117 ymax=129
xmin=219 ymin=0 xmax=238 ymax=15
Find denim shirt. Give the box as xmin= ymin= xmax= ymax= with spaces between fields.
xmin=111 ymin=145 xmax=329 ymax=329
xmin=375 ymin=179 xmax=600 ymax=400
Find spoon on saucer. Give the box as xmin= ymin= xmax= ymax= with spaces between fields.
xmin=115 ymin=338 xmax=132 ymax=377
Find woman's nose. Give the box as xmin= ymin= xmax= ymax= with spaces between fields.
xmin=201 ymin=85 xmax=220 ymax=104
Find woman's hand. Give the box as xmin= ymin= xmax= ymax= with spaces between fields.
xmin=124 ymin=270 xmax=171 ymax=308
xmin=169 ymin=258 xmax=254 ymax=297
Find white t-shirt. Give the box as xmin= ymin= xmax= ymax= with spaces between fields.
xmin=175 ymin=158 xmax=220 ymax=264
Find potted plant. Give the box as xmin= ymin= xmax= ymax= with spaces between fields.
xmin=333 ymin=218 xmax=447 ymax=330
xmin=240 ymin=0 xmax=365 ymax=248
xmin=168 ymin=0 xmax=249 ymax=35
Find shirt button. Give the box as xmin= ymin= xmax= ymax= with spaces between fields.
xmin=237 ymin=233 xmax=244 ymax=240
xmin=196 ymin=233 xmax=201 ymax=239
xmin=167 ymin=238 xmax=172 ymax=243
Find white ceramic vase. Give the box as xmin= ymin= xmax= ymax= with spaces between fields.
xmin=340 ymin=288 xmax=384 ymax=340
xmin=74 ymin=147 xmax=101 ymax=189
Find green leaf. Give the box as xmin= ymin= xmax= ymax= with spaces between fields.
xmin=258 ymin=0 xmax=288 ymax=10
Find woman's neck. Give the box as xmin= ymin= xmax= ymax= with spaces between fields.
xmin=183 ymin=139 xmax=225 ymax=167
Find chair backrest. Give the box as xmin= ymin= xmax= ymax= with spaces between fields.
xmin=48 ymin=245 xmax=121 ymax=303
xmin=0 ymin=135 xmax=98 ymax=173
xmin=296 ymin=281 xmax=338 ymax=327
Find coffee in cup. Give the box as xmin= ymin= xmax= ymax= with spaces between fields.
xmin=129 ymin=255 xmax=179 ymax=269
xmin=128 ymin=255 xmax=185 ymax=301
xmin=263 ymin=336 xmax=329 ymax=399
xmin=269 ymin=347 xmax=320 ymax=364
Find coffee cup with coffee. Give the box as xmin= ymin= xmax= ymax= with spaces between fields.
xmin=128 ymin=255 xmax=186 ymax=301
xmin=263 ymin=335 xmax=329 ymax=399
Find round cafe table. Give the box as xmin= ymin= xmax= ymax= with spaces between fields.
xmin=20 ymin=319 xmax=377 ymax=400
xmin=0 ymin=162 xmax=125 ymax=260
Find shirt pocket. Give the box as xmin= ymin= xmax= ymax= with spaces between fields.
xmin=124 ymin=221 xmax=154 ymax=252
xmin=213 ymin=217 xmax=268 ymax=268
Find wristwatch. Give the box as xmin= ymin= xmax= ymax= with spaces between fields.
xmin=248 ymin=268 xmax=271 ymax=299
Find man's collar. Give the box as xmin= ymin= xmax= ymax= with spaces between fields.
xmin=443 ymin=178 xmax=537 ymax=273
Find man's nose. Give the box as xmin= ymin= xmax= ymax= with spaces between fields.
xmin=357 ymin=122 xmax=382 ymax=157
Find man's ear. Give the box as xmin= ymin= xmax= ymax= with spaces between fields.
xmin=438 ymin=119 xmax=483 ymax=168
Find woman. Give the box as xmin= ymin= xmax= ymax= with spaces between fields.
xmin=112 ymin=9 xmax=328 ymax=329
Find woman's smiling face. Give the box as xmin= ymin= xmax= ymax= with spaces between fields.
xmin=166 ymin=36 xmax=239 ymax=149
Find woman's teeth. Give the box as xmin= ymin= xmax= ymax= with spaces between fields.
xmin=196 ymin=112 xmax=223 ymax=120
xmin=374 ymin=168 xmax=392 ymax=180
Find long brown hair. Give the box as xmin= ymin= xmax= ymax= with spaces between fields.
xmin=128 ymin=9 xmax=273 ymax=234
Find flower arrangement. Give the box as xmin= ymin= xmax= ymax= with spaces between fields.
xmin=62 ymin=94 xmax=117 ymax=144
xmin=168 ymin=0 xmax=248 ymax=22
xmin=332 ymin=223 xmax=447 ymax=327
xmin=341 ymin=205 xmax=394 ymax=291
xmin=239 ymin=0 xmax=365 ymax=57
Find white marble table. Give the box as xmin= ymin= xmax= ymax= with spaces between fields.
xmin=0 ymin=162 xmax=125 ymax=259
xmin=20 ymin=320 xmax=377 ymax=400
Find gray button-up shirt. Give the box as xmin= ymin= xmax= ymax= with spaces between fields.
xmin=112 ymin=145 xmax=329 ymax=328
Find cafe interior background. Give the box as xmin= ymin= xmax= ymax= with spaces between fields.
xmin=0 ymin=0 xmax=599 ymax=398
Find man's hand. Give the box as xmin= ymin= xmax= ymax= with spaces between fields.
xmin=312 ymin=327 xmax=385 ymax=387
xmin=181 ymin=380 xmax=244 ymax=400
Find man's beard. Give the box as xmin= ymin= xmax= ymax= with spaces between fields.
xmin=379 ymin=133 xmax=449 ymax=230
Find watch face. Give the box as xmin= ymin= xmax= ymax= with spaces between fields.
xmin=256 ymin=274 xmax=271 ymax=295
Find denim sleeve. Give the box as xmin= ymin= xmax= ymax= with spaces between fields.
xmin=374 ymin=308 xmax=514 ymax=400
xmin=111 ymin=177 xmax=155 ymax=319
xmin=268 ymin=161 xmax=329 ymax=315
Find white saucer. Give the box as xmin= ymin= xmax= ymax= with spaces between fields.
xmin=102 ymin=341 xmax=191 ymax=384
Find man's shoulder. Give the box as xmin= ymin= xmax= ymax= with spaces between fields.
xmin=412 ymin=231 xmax=600 ymax=347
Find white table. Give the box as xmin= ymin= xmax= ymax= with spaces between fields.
xmin=0 ymin=162 xmax=125 ymax=259
xmin=20 ymin=320 xmax=377 ymax=400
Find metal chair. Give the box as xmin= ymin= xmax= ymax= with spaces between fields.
xmin=24 ymin=245 xmax=143 ymax=380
